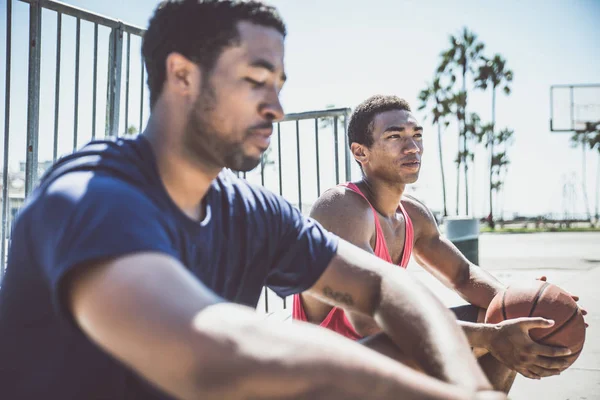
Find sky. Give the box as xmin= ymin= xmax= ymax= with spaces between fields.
xmin=1 ymin=0 xmax=599 ymax=219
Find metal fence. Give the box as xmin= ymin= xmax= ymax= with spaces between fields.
xmin=2 ymin=0 xmax=146 ymax=279
xmin=251 ymin=108 xmax=354 ymax=314
xmin=1 ymin=0 xmax=356 ymax=316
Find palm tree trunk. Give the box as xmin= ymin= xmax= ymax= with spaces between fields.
xmin=463 ymin=132 xmax=469 ymax=215
xmin=437 ymin=122 xmax=448 ymax=216
xmin=462 ymin=67 xmax=469 ymax=216
xmin=581 ymin=138 xmax=592 ymax=222
xmin=456 ymin=117 xmax=461 ymax=216
xmin=595 ymin=154 xmax=600 ymax=225
xmin=489 ymin=88 xmax=496 ymax=228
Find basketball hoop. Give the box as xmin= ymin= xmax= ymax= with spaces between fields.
xmin=550 ymin=84 xmax=600 ymax=133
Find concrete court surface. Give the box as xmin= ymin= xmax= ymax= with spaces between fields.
xmin=258 ymin=231 xmax=600 ymax=400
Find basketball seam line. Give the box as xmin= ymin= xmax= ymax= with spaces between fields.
xmin=528 ymin=282 xmax=551 ymax=318
xmin=537 ymin=307 xmax=580 ymax=342
xmin=501 ymin=287 xmax=509 ymax=321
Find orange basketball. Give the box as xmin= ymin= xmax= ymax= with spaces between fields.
xmin=485 ymin=280 xmax=586 ymax=368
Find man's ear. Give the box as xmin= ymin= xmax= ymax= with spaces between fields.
xmin=351 ymin=142 xmax=369 ymax=167
xmin=164 ymin=52 xmax=201 ymax=103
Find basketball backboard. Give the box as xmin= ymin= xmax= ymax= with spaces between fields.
xmin=550 ymin=84 xmax=600 ymax=132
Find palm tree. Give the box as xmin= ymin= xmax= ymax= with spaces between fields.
xmin=444 ymin=91 xmax=466 ymax=215
xmin=475 ymin=54 xmax=513 ymax=228
xmin=491 ymin=128 xmax=514 ymax=223
xmin=418 ymin=76 xmax=452 ymax=217
xmin=437 ymin=27 xmax=485 ymax=215
xmin=465 ymin=112 xmax=492 ymax=214
xmin=569 ymin=131 xmax=594 ymax=223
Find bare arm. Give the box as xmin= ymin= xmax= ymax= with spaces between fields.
xmin=406 ymin=197 xmax=505 ymax=348
xmin=407 ymin=197 xmax=505 ymax=309
xmin=407 ymin=198 xmax=572 ymax=379
xmin=300 ymin=187 xmax=387 ymax=336
xmin=303 ymin=189 xmax=492 ymax=392
xmin=68 ymin=252 xmax=490 ymax=400
xmin=307 ymin=240 xmax=492 ymax=392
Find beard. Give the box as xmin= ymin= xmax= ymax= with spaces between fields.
xmin=182 ymin=81 xmax=261 ymax=172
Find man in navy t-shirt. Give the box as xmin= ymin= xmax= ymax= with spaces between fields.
xmin=0 ymin=1 xmax=503 ymax=399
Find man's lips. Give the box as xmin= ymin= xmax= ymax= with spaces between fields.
xmin=249 ymin=127 xmax=273 ymax=149
xmin=400 ymin=160 xmax=421 ymax=171
xmin=250 ymin=127 xmax=273 ymax=137
xmin=401 ymin=160 xmax=420 ymax=166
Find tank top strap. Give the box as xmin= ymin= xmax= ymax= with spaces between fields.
xmin=339 ymin=182 xmax=393 ymax=264
xmin=398 ymin=201 xmax=414 ymax=268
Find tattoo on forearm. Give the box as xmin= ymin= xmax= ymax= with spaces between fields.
xmin=323 ymin=286 xmax=354 ymax=306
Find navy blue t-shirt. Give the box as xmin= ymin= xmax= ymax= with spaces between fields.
xmin=0 ymin=135 xmax=338 ymax=399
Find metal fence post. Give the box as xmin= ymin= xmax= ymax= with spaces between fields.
xmin=343 ymin=112 xmax=352 ymax=182
xmin=333 ymin=116 xmax=340 ymax=184
xmin=92 ymin=23 xmax=98 ymax=139
xmin=106 ymin=24 xmax=123 ymax=137
xmin=2 ymin=0 xmax=13 ymax=277
xmin=25 ymin=0 xmax=42 ymax=197
xmin=52 ymin=12 xmax=61 ymax=162
xmin=295 ymin=120 xmax=302 ymax=212
xmin=73 ymin=17 xmax=81 ymax=150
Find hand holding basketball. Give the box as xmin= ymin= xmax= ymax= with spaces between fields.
xmin=486 ymin=317 xmax=572 ymax=379
xmin=485 ymin=280 xmax=586 ymax=379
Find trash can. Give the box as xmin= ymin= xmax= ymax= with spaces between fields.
xmin=444 ymin=217 xmax=479 ymax=265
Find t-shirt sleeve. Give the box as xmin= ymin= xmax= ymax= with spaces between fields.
xmin=32 ymin=172 xmax=178 ymax=326
xmin=265 ymin=196 xmax=339 ymax=298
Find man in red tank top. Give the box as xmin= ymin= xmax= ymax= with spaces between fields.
xmin=294 ymin=95 xmax=584 ymax=393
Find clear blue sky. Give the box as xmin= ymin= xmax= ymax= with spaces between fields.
xmin=1 ymin=0 xmax=599 ymax=218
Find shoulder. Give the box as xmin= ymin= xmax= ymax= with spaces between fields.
xmin=309 ymin=185 xmax=375 ymax=236
xmin=47 ymin=168 xmax=149 ymax=203
xmin=18 ymin=171 xmax=170 ymax=266
xmin=32 ymin=171 xmax=161 ymax=225
xmin=38 ymin=136 xmax=154 ymax=194
xmin=401 ymin=194 xmax=439 ymax=237
xmin=401 ymin=194 xmax=433 ymax=221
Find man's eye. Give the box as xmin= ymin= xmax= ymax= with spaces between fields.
xmin=414 ymin=133 xmax=423 ymax=138
xmin=245 ymin=78 xmax=265 ymax=87
xmin=389 ymin=134 xmax=400 ymax=139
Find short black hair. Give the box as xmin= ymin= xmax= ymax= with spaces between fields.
xmin=347 ymin=95 xmax=412 ymax=149
xmin=142 ymin=0 xmax=286 ymax=108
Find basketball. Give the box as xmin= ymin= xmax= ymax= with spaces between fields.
xmin=485 ymin=280 xmax=586 ymax=367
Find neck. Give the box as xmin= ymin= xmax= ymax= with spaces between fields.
xmin=143 ymin=105 xmax=221 ymax=221
xmin=358 ymin=175 xmax=406 ymax=218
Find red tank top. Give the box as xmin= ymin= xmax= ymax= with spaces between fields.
xmin=292 ymin=182 xmax=414 ymax=340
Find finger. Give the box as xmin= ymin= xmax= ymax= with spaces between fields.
xmin=580 ymin=308 xmax=587 ymax=315
xmin=585 ymin=323 xmax=589 ymax=328
xmin=537 ymin=276 xmax=547 ymax=281
xmin=528 ymin=341 xmax=572 ymax=357
xmin=571 ymin=295 xmax=580 ymax=302
xmin=517 ymin=317 xmax=555 ymax=330
xmin=528 ymin=365 xmax=562 ymax=378
xmin=520 ymin=369 xmax=541 ymax=380
xmin=533 ymin=355 xmax=571 ymax=370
